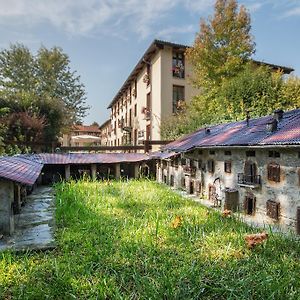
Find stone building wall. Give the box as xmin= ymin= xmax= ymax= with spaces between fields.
xmin=157 ymin=147 xmax=300 ymax=233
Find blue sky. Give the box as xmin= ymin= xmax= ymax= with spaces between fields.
xmin=0 ymin=0 xmax=299 ymax=125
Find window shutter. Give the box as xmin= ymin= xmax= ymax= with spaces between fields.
xmin=266 ymin=200 xmax=280 ymax=220
xmin=268 ymin=163 xmax=280 ymax=182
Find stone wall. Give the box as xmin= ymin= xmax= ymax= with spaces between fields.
xmin=0 ymin=179 xmax=14 ymax=235
xmin=157 ymin=148 xmax=300 ymax=233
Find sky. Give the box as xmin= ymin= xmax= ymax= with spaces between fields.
xmin=0 ymin=0 xmax=299 ymax=125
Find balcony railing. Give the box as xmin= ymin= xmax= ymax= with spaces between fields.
xmin=238 ymin=173 xmax=261 ymax=187
xmin=183 ymin=166 xmax=197 ymax=176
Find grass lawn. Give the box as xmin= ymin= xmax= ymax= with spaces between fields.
xmin=1 ymin=180 xmax=300 ymax=299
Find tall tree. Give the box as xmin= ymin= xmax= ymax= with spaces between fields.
xmin=186 ymin=0 xmax=255 ymax=90
xmin=0 ymin=44 xmax=89 ymax=153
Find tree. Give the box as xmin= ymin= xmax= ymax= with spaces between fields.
xmin=186 ymin=0 xmax=255 ymax=90
xmin=0 ymin=44 xmax=89 ymax=153
xmin=162 ymin=0 xmax=300 ymax=140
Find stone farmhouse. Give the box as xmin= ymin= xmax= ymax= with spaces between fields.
xmin=156 ymin=109 xmax=300 ymax=233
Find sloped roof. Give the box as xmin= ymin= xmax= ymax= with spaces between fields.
xmin=23 ymin=153 xmax=150 ymax=165
xmin=0 ymin=153 xmax=151 ymax=185
xmin=163 ymin=109 xmax=300 ymax=152
xmin=0 ymin=156 xmax=43 ymax=185
xmin=72 ymin=125 xmax=100 ymax=133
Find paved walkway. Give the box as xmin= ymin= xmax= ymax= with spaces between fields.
xmin=0 ymin=186 xmax=56 ymax=252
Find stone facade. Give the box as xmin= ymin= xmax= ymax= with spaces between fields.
xmin=0 ymin=179 xmax=15 ymax=235
xmin=157 ymin=147 xmax=300 ymax=233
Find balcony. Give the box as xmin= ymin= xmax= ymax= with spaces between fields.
xmin=183 ymin=166 xmax=197 ymax=177
xmin=238 ymin=173 xmax=261 ymax=188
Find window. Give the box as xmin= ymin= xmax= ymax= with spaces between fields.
xmin=173 ymin=156 xmax=179 ymax=168
xmin=146 ymin=64 xmax=151 ymax=86
xmin=172 ymin=51 xmax=185 ymax=78
xmin=266 ymin=200 xmax=280 ymax=220
xmin=246 ymin=150 xmax=256 ymax=157
xmin=244 ymin=193 xmax=256 ymax=215
xmin=224 ymin=161 xmax=232 ymax=173
xmin=225 ymin=150 xmax=232 ymax=156
xmin=134 ymin=129 xmax=137 ymax=146
xmin=114 ymin=121 xmax=116 ymax=134
xmin=209 ymin=150 xmax=215 ymax=155
xmin=172 ymin=85 xmax=185 ymax=113
xmin=134 ymin=80 xmax=137 ymax=98
xmin=134 ymin=104 xmax=137 ymax=117
xmin=207 ymin=160 xmax=215 ymax=173
xmin=269 ymin=151 xmax=280 ymax=158
xmin=129 ymin=109 xmax=132 ymax=127
xmin=244 ymin=161 xmax=257 ymax=184
xmin=146 ymin=125 xmax=151 ymax=141
xmin=181 ymin=158 xmax=186 ymax=165
xmin=198 ymin=150 xmax=203 ymax=155
xmin=170 ymin=175 xmax=174 ymax=186
xmin=267 ymin=163 xmax=280 ymax=182
xmin=197 ymin=160 xmax=202 ymax=169
xmin=208 ymin=184 xmax=216 ymax=201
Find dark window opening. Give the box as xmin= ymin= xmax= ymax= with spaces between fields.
xmin=208 ymin=185 xmax=216 ymax=201
xmin=224 ymin=161 xmax=232 ymax=173
xmin=207 ymin=160 xmax=215 ymax=173
xmin=243 ymin=161 xmax=258 ymax=184
xmin=267 ymin=163 xmax=280 ymax=182
xmin=225 ymin=150 xmax=232 ymax=156
xmin=172 ymin=85 xmax=185 ymax=113
xmin=246 ymin=150 xmax=256 ymax=157
xmin=163 ymin=175 xmax=167 ymax=184
xmin=134 ymin=104 xmax=137 ymax=117
xmin=244 ymin=194 xmax=256 ymax=215
xmin=181 ymin=158 xmax=186 ymax=165
xmin=209 ymin=150 xmax=215 ymax=155
xmin=197 ymin=160 xmax=202 ymax=169
xmin=172 ymin=51 xmax=185 ymax=78
xmin=170 ymin=175 xmax=174 ymax=187
xmin=198 ymin=150 xmax=203 ymax=155
xmin=181 ymin=177 xmax=186 ymax=188
xmin=269 ymin=151 xmax=280 ymax=158
xmin=189 ymin=181 xmax=194 ymax=194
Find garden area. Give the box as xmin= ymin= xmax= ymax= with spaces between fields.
xmin=1 ymin=180 xmax=300 ymax=299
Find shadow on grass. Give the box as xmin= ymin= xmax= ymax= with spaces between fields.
xmin=1 ymin=180 xmax=300 ymax=299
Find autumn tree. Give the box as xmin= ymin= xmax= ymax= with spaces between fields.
xmin=186 ymin=0 xmax=255 ymax=90
xmin=162 ymin=0 xmax=300 ymax=140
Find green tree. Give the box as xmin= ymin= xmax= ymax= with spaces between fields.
xmin=0 ymin=44 xmax=89 ymax=153
xmin=186 ymin=0 xmax=255 ymax=90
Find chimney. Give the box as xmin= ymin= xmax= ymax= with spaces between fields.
xmin=266 ymin=119 xmax=278 ymax=132
xmin=274 ymin=109 xmax=284 ymax=122
xmin=246 ymin=110 xmax=250 ymax=127
xmin=205 ymin=128 xmax=211 ymax=134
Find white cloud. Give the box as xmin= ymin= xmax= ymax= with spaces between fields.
xmin=0 ymin=0 xmax=216 ymax=39
xmin=284 ymin=6 xmax=300 ymax=17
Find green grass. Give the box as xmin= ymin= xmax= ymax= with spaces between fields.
xmin=1 ymin=179 xmax=300 ymax=299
